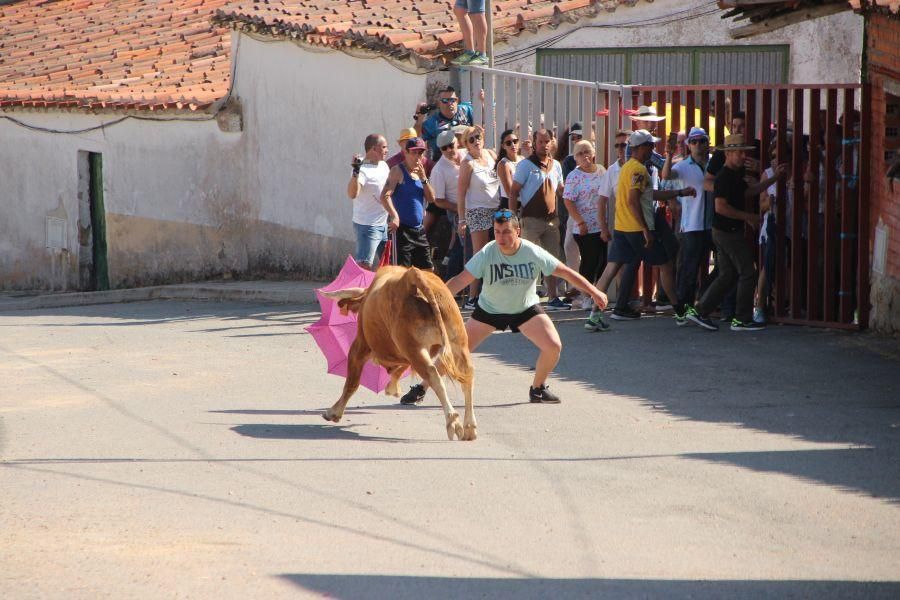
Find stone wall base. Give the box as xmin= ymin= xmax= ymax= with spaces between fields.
xmin=870 ymin=273 xmax=900 ymax=335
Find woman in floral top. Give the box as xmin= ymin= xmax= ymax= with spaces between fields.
xmin=563 ymin=140 xmax=607 ymax=298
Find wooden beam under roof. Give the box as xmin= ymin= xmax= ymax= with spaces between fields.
xmin=729 ymin=2 xmax=851 ymax=38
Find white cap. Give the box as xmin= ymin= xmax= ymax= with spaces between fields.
xmin=628 ymin=129 xmax=661 ymax=147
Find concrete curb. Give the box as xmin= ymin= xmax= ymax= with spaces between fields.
xmin=0 ymin=282 xmax=321 ymax=312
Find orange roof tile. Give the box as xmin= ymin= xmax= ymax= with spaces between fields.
xmin=1 ymin=0 xmax=643 ymax=111
xmin=214 ymin=0 xmax=641 ymax=67
xmin=0 ymin=0 xmax=233 ymax=111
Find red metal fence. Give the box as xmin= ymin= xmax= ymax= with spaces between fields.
xmin=627 ymin=84 xmax=869 ymax=329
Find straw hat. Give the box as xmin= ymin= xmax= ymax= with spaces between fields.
xmin=718 ymin=134 xmax=755 ymax=151
xmin=630 ymin=105 xmax=666 ymax=122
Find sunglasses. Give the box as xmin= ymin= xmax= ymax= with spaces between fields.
xmin=614 ymin=142 xmax=627 ymax=149
xmin=503 ymin=138 xmax=519 ymax=146
xmin=439 ymin=97 xmax=459 ymax=104
xmin=493 ymin=209 xmax=515 ymax=221
xmin=689 ymin=138 xmax=710 ymax=144
xmin=468 ymin=134 xmax=482 ymax=144
xmin=440 ymin=143 xmax=455 ymax=151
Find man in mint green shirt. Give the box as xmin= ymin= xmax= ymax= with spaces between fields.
xmin=400 ymin=209 xmax=607 ymax=405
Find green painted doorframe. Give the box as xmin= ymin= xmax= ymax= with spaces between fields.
xmin=88 ymin=152 xmax=110 ymax=291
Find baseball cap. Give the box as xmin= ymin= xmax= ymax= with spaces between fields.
xmin=405 ymin=137 xmax=428 ymax=151
xmin=397 ymin=127 xmax=417 ymax=142
xmin=687 ymin=126 xmax=709 ymax=141
xmin=569 ymin=122 xmax=583 ymax=137
xmin=436 ymin=129 xmax=456 ymax=148
xmin=628 ymin=129 xmax=661 ymax=147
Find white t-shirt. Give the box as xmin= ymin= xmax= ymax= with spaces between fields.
xmin=430 ymin=153 xmax=462 ymax=206
xmin=599 ymin=160 xmax=623 ymax=231
xmin=671 ymin=156 xmax=709 ymax=233
xmin=352 ymin=161 xmax=389 ymax=226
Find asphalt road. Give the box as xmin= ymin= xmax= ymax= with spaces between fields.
xmin=1 ymin=301 xmax=899 ymax=599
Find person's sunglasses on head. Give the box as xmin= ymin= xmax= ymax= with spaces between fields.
xmin=493 ymin=209 xmax=514 ymax=222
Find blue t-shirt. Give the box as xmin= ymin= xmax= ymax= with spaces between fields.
xmin=422 ymin=103 xmax=474 ymax=160
xmin=465 ymin=239 xmax=560 ymax=314
xmin=513 ymin=157 xmax=564 ymax=211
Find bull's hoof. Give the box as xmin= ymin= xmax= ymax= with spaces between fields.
xmin=445 ymin=413 xmax=463 ymax=441
xmin=323 ymin=410 xmax=342 ymax=423
xmin=463 ymin=425 xmax=478 ymax=441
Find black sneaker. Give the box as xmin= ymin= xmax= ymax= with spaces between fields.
xmin=730 ymin=319 xmax=767 ymax=332
xmin=529 ymin=384 xmax=561 ymax=404
xmin=400 ymin=384 xmax=426 ymax=405
xmin=685 ymin=306 xmax=719 ymax=331
xmin=610 ymin=307 xmax=641 ymax=321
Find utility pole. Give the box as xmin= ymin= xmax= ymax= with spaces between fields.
xmin=486 ymin=0 xmax=494 ymax=68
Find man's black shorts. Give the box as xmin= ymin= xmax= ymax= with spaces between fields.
xmin=425 ymin=203 xmax=447 ymax=217
xmin=396 ymin=224 xmax=434 ymax=270
xmin=471 ymin=303 xmax=544 ymax=333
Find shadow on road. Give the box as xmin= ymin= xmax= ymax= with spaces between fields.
xmin=279 ymin=573 xmax=900 ymax=599
xmin=231 ymin=423 xmax=404 ymax=443
xmin=476 ymin=317 xmax=900 ymax=503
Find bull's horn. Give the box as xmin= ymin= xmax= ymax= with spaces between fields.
xmin=320 ymin=287 xmax=366 ymax=300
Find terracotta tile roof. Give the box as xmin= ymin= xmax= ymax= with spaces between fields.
xmin=0 ymin=0 xmax=644 ymax=111
xmin=215 ymin=0 xmax=641 ymax=68
xmin=0 ymin=0 xmax=233 ymax=111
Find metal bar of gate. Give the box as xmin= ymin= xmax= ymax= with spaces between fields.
xmin=789 ymin=88 xmax=804 ymax=319
xmin=774 ymin=89 xmax=789 ymax=318
xmin=839 ymin=87 xmax=856 ymax=324
xmin=685 ymin=89 xmax=696 ymax=134
xmin=714 ymin=89 xmax=726 ymax=144
xmin=807 ymin=88 xmax=822 ymax=321
xmin=824 ymin=88 xmax=839 ymax=321
xmin=857 ymin=82 xmax=872 ymax=329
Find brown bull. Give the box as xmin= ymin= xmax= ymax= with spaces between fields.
xmin=321 ymin=266 xmax=477 ymax=441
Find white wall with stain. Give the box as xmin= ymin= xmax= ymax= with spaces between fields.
xmin=0 ymin=33 xmax=429 ymax=290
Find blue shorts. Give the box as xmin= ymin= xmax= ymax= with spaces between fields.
xmin=353 ymin=222 xmax=388 ymax=267
xmin=455 ymin=0 xmax=486 ymax=14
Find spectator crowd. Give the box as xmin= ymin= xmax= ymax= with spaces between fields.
xmin=346 ymin=86 xmax=825 ymax=335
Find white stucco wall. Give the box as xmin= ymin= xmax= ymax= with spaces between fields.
xmin=0 ymin=112 xmax=242 ymax=290
xmin=0 ymin=33 xmax=429 ymax=290
xmin=496 ymin=0 xmax=863 ymax=84
xmin=231 ymin=33 xmax=427 ymax=244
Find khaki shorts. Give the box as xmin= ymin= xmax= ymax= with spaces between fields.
xmin=521 ymin=216 xmax=562 ymax=260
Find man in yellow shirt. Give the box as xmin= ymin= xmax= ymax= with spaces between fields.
xmin=595 ymin=130 xmax=693 ymax=321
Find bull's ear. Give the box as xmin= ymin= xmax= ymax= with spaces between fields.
xmin=321 ymin=287 xmax=366 ymax=300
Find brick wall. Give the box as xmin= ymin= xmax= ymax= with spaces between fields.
xmin=866 ymin=12 xmax=900 ymax=333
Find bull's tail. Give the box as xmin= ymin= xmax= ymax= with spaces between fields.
xmin=404 ymin=268 xmax=469 ymax=385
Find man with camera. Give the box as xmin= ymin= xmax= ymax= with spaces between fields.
xmin=347 ymin=134 xmax=390 ymax=270
xmin=421 ymin=86 xmax=474 ymax=161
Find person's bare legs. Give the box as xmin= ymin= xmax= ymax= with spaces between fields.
xmin=453 ymin=6 xmax=473 ymax=52
xmin=469 ymin=12 xmax=487 ymax=53
xmin=516 ymin=314 xmax=562 ymax=388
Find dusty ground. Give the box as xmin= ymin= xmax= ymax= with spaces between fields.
xmin=1 ymin=301 xmax=898 ymax=599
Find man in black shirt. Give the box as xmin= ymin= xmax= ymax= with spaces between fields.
xmin=686 ymin=135 xmax=786 ymax=332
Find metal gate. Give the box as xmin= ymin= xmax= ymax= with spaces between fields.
xmin=458 ymin=65 xmax=868 ymax=329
